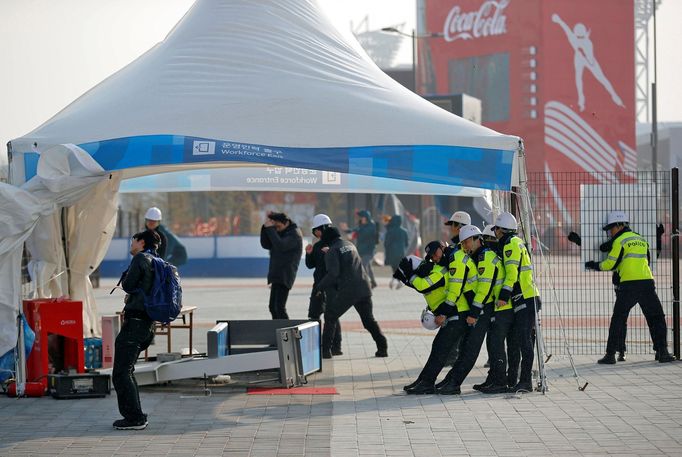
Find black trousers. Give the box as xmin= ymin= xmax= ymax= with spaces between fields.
xmin=487 ymin=308 xmax=515 ymax=386
xmin=507 ymin=297 xmax=539 ymax=385
xmin=112 ymin=317 xmax=155 ymax=422
xmin=606 ymin=280 xmax=668 ymax=354
xmin=269 ymin=283 xmax=290 ymax=319
xmin=309 ymin=292 xmax=342 ymax=351
xmin=443 ymin=303 xmax=493 ymax=386
xmin=323 ymin=295 xmax=386 ymax=352
xmin=417 ymin=317 xmax=468 ymax=383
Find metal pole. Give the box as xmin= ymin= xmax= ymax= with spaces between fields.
xmin=672 ymin=167 xmax=680 ymax=359
xmin=411 ymin=29 xmax=417 ymax=93
xmin=651 ymin=0 xmax=658 ymax=173
xmin=515 ymin=143 xmax=548 ymax=393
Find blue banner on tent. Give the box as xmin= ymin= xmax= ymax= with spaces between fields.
xmin=73 ymin=134 xmax=515 ymax=190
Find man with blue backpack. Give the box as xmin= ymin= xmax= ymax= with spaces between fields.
xmin=112 ymin=229 xmax=182 ymax=430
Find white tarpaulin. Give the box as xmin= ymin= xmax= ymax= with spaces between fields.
xmin=4 ymin=0 xmax=521 ymax=355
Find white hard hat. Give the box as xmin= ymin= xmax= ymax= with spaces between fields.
xmin=445 ymin=211 xmax=471 ymax=226
xmin=420 ymin=308 xmax=439 ymax=330
xmin=145 ymin=207 xmax=162 ymax=221
xmin=459 ymin=224 xmax=482 ymax=242
xmin=494 ymin=211 xmax=518 ymax=230
xmin=482 ymin=224 xmax=496 ymax=238
xmin=602 ymin=211 xmax=629 ymax=230
xmin=312 ymin=213 xmax=332 ymax=229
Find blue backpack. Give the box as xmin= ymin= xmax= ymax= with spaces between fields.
xmin=144 ymin=256 xmax=183 ymax=324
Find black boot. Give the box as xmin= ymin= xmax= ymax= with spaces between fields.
xmin=597 ymin=353 xmax=616 ymax=364
xmin=375 ymin=348 xmax=388 ymax=357
xmin=322 ymin=348 xmax=333 ymax=359
xmin=480 ymin=383 xmax=509 ymax=394
xmin=436 ymin=379 xmax=461 ymax=395
xmin=617 ymin=351 xmax=626 ymax=362
xmin=658 ymin=349 xmax=675 ymax=363
xmin=405 ymin=379 xmax=435 ymax=395
xmin=473 ymin=379 xmax=493 ymax=392
xmin=435 ymin=376 xmax=451 ymax=390
xmin=332 ymin=348 xmax=343 ymax=356
xmin=403 ymin=378 xmax=421 ymax=391
xmin=509 ymin=380 xmax=533 ymax=393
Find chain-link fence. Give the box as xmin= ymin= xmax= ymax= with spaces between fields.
xmin=529 ymin=171 xmax=674 ymax=355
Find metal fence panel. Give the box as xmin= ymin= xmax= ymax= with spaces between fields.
xmin=530 ymin=171 xmax=673 ymax=355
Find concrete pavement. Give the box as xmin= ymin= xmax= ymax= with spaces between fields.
xmin=1 ymin=277 xmax=680 ymax=456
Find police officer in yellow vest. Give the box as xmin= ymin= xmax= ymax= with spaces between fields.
xmin=400 ymin=241 xmax=470 ymax=394
xmin=436 ymin=225 xmax=505 ymax=395
xmin=494 ymin=212 xmax=541 ymax=393
xmin=585 ymin=211 xmax=674 ymax=364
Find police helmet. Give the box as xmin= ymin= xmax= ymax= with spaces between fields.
xmin=459 ymin=224 xmax=482 ymax=242
xmin=494 ymin=211 xmax=518 ymax=231
xmin=444 ymin=211 xmax=471 ymax=226
xmin=602 ymin=211 xmax=629 ymax=231
xmin=421 ymin=308 xmax=439 ymax=330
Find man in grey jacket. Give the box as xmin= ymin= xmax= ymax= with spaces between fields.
xmin=316 ymin=226 xmax=387 ymax=359
xmin=112 ymin=229 xmax=158 ymax=430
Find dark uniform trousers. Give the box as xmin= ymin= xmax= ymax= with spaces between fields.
xmin=112 ymin=317 xmax=155 ymax=422
xmin=487 ymin=308 xmax=515 ymax=386
xmin=309 ymin=292 xmax=342 ymax=352
xmin=269 ymin=283 xmax=290 ymax=319
xmin=417 ymin=316 xmax=468 ymax=383
xmin=607 ymin=280 xmax=668 ymax=354
xmin=322 ymin=293 xmax=386 ymax=352
xmin=442 ymin=303 xmax=493 ymax=386
xmin=507 ymin=297 xmax=540 ymax=385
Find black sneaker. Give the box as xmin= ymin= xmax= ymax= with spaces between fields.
xmin=597 ymin=353 xmax=616 ymax=365
xmin=617 ymin=352 xmax=626 ymax=362
xmin=113 ymin=416 xmax=148 ymax=430
xmin=658 ymin=350 xmax=675 ymax=363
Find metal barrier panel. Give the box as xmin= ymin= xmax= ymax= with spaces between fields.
xmin=529 ymin=171 xmax=673 ymax=355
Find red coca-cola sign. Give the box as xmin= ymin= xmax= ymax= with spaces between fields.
xmin=442 ymin=0 xmax=510 ymax=42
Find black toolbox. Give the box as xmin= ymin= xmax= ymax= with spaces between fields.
xmin=48 ymin=372 xmax=111 ymax=399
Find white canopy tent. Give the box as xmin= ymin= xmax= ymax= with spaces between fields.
xmin=2 ymin=0 xmax=521 ymax=364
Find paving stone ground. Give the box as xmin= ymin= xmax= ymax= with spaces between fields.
xmin=1 ymin=278 xmax=680 ymax=456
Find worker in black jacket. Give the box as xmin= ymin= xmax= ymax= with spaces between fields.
xmin=260 ymin=211 xmax=303 ymax=319
xmin=316 ymin=226 xmax=387 ymax=359
xmin=305 ymin=214 xmax=342 ymax=355
xmin=112 ymin=229 xmax=158 ymax=431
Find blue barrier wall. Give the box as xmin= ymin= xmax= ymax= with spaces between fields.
xmin=99 ymin=235 xmax=312 ymax=278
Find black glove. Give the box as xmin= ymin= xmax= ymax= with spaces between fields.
xmin=585 ymin=260 xmax=600 ymax=271
xmin=567 ymin=232 xmax=581 ymax=246
xmin=415 ymin=261 xmax=433 ymax=278
xmin=399 ymin=257 xmax=414 ymax=276
xmin=392 ymin=268 xmax=407 ymax=283
xmin=599 ymin=238 xmax=613 ymax=253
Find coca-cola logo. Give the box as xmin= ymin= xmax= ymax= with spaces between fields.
xmin=443 ymin=0 xmax=510 ymax=42
xmin=60 ymin=319 xmax=76 ymax=326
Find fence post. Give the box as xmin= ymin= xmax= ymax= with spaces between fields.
xmin=672 ymin=168 xmax=680 ymax=359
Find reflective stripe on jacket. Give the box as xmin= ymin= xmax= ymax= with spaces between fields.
xmin=599 ymin=229 xmax=653 ymax=282
xmin=444 ymin=248 xmax=476 ymax=313
xmin=498 ymin=234 xmax=539 ymax=302
xmin=410 ymin=262 xmax=447 ymax=311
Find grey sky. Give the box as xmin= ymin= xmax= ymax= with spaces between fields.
xmin=0 ymin=0 xmax=679 ymax=174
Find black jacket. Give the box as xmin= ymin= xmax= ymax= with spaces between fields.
xmin=305 ymin=240 xmax=328 ymax=285
xmin=317 ymin=227 xmax=372 ymax=302
xmin=121 ymin=250 xmax=155 ymax=313
xmin=260 ymin=223 xmax=303 ymax=289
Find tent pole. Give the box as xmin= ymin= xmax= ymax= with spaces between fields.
xmin=515 ymin=143 xmax=548 ymax=394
